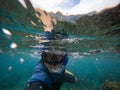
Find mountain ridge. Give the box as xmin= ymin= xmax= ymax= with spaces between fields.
xmin=53 ymin=4 xmax=120 ymax=36
xmin=0 ymin=0 xmax=119 ymax=37
xmin=49 ymin=11 xmax=81 ymax=23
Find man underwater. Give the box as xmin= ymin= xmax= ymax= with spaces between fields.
xmin=26 ymin=30 xmax=77 ymax=90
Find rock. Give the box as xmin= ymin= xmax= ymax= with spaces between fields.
xmin=102 ymin=80 xmax=120 ymax=90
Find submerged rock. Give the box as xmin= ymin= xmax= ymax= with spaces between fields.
xmin=102 ymin=80 xmax=120 ymax=90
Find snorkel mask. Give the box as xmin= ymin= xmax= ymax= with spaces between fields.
xmin=41 ymin=50 xmax=67 ymax=73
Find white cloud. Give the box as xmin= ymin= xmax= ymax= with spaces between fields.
xmin=57 ymin=0 xmax=80 ymax=8
xmin=19 ymin=0 xmax=120 ymax=15
xmin=65 ymin=0 xmax=120 ymax=15
xmin=30 ymin=0 xmax=62 ymax=9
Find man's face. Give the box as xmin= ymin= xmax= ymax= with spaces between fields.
xmin=45 ymin=63 xmax=65 ymax=73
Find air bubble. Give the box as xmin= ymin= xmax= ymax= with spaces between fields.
xmin=8 ymin=66 xmax=12 ymax=71
xmin=10 ymin=42 xmax=17 ymax=49
xmin=20 ymin=58 xmax=24 ymax=64
xmin=2 ymin=28 xmax=12 ymax=36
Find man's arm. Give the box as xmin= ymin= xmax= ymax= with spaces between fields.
xmin=26 ymin=81 xmax=49 ymax=90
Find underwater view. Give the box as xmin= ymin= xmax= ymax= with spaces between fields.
xmin=0 ymin=0 xmax=120 ymax=90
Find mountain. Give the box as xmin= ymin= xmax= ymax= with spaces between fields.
xmin=53 ymin=4 xmax=120 ymax=37
xmin=0 ymin=0 xmax=56 ymax=32
xmin=50 ymin=11 xmax=81 ymax=23
xmin=75 ymin=4 xmax=120 ymax=36
xmin=87 ymin=11 xmax=97 ymax=16
xmin=0 ymin=0 xmax=119 ymax=37
xmin=0 ymin=0 xmax=43 ymax=31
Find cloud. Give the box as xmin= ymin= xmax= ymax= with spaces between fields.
xmin=58 ymin=0 xmax=80 ymax=9
xmin=63 ymin=0 xmax=120 ymax=15
xmin=19 ymin=0 xmax=120 ymax=15
xmin=30 ymin=0 xmax=62 ymax=9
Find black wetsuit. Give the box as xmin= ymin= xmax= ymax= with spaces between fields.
xmin=25 ymin=31 xmax=75 ymax=90
xmin=26 ymin=63 xmax=65 ymax=90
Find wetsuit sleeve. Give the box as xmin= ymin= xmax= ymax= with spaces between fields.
xmin=26 ymin=81 xmax=49 ymax=90
xmin=62 ymin=56 xmax=68 ymax=66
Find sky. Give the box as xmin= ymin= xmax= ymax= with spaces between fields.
xmin=19 ymin=0 xmax=120 ymax=15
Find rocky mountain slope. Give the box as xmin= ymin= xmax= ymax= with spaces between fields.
xmin=0 ymin=0 xmax=57 ymax=33
xmin=50 ymin=11 xmax=81 ymax=23
xmin=54 ymin=4 xmax=120 ymax=37
xmin=0 ymin=0 xmax=43 ymax=30
xmin=0 ymin=0 xmax=119 ymax=37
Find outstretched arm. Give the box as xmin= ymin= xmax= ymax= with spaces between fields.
xmin=25 ymin=81 xmax=49 ymax=90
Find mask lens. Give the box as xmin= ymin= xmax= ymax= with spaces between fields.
xmin=42 ymin=52 xmax=67 ymax=65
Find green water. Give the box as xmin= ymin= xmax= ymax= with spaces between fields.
xmin=0 ymin=50 xmax=120 ymax=90
xmin=0 ymin=0 xmax=120 ymax=89
xmin=0 ymin=25 xmax=120 ymax=90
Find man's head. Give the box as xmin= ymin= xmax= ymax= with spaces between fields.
xmin=41 ymin=50 xmax=68 ymax=73
xmin=41 ymin=51 xmax=67 ymax=65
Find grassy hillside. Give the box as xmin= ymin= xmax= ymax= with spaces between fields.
xmin=0 ymin=0 xmax=119 ymax=37
xmin=54 ymin=4 xmax=120 ymax=37
xmin=0 ymin=0 xmax=43 ymax=30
